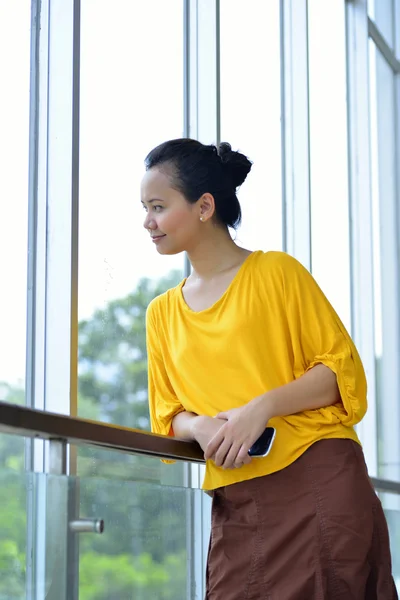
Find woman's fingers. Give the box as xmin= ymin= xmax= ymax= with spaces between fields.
xmin=222 ymin=443 xmax=242 ymax=469
xmin=213 ymin=438 xmax=232 ymax=467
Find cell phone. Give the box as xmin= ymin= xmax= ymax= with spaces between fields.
xmin=248 ymin=427 xmax=276 ymax=457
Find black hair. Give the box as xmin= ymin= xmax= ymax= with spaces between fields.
xmin=144 ymin=138 xmax=252 ymax=229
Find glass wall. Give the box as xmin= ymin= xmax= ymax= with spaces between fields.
xmin=220 ymin=0 xmax=282 ymax=252
xmin=78 ymin=0 xmax=185 ymax=429
xmin=368 ymin=34 xmax=400 ymax=485
xmin=346 ymin=0 xmax=400 ymax=512
xmin=0 ymin=3 xmax=31 ymax=595
xmin=368 ymin=0 xmax=395 ymax=47
xmin=0 ymin=3 xmax=30 ymax=406
xmin=1 ymin=0 xmax=400 ymax=595
xmin=308 ymin=0 xmax=351 ymax=330
xmin=77 ymin=0 xmax=188 ymax=590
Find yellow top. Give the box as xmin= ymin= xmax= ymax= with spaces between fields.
xmin=146 ymin=251 xmax=367 ymax=490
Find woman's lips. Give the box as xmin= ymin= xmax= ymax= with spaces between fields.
xmin=151 ymin=235 xmax=166 ymax=243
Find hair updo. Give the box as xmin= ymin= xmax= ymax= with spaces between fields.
xmin=144 ymin=138 xmax=252 ymax=229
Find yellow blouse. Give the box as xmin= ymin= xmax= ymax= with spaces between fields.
xmin=146 ymin=251 xmax=367 ymax=490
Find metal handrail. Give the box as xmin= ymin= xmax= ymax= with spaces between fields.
xmin=370 ymin=477 xmax=400 ymax=494
xmin=0 ymin=401 xmax=204 ymax=463
xmin=1 ymin=401 xmax=400 ymax=494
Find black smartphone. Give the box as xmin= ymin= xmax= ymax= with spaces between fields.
xmin=248 ymin=427 xmax=276 ymax=457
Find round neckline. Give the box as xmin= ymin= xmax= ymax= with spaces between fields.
xmin=178 ymin=250 xmax=260 ymax=315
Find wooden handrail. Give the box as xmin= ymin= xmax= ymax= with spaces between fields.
xmin=1 ymin=401 xmax=400 ymax=494
xmin=0 ymin=401 xmax=204 ymax=463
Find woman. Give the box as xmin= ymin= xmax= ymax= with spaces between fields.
xmin=142 ymin=138 xmax=397 ymax=599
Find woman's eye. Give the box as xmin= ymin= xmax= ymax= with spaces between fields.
xmin=153 ymin=205 xmax=163 ymax=212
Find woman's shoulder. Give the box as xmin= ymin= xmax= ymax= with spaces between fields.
xmin=253 ymin=250 xmax=305 ymax=275
xmin=146 ymin=280 xmax=184 ymax=322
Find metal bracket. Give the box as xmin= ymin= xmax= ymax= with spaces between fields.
xmin=69 ymin=519 xmax=104 ymax=534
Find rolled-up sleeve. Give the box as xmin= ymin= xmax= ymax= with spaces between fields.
xmin=281 ymin=254 xmax=367 ymax=426
xmin=146 ymin=301 xmax=184 ymax=437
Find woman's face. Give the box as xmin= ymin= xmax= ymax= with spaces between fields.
xmin=141 ymin=168 xmax=200 ymax=255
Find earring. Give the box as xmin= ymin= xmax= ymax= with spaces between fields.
xmin=200 ymin=217 xmax=204 ymax=222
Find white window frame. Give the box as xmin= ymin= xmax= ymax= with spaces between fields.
xmin=281 ymin=0 xmax=312 ymax=269
xmin=25 ymin=0 xmax=81 ymax=597
xmin=184 ymin=1 xmax=220 ymax=596
xmin=345 ymin=0 xmax=378 ymax=475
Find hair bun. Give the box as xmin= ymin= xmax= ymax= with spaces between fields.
xmin=218 ymin=142 xmax=252 ymax=189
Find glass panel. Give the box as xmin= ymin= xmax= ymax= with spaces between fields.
xmin=308 ymin=1 xmax=351 ymax=330
xmin=1 ymin=461 xmax=208 ymax=599
xmin=397 ymin=0 xmax=400 ymax=57
xmin=78 ymin=0 xmax=185 ymax=429
xmin=378 ymin=492 xmax=400 ymax=591
xmin=78 ymin=471 xmax=209 ymax=599
xmin=369 ymin=42 xmax=400 ymax=482
xmin=0 ymin=2 xmax=30 ymax=401
xmin=77 ymin=8 xmax=188 ymax=582
xmin=0 ymin=467 xmax=28 ymax=599
xmin=0 ymin=0 xmax=31 ymax=536
xmin=386 ymin=508 xmax=400 ymax=591
xmin=76 ymin=446 xmax=187 ymax=488
xmin=220 ymin=0 xmax=282 ymax=252
xmin=368 ymin=0 xmax=395 ymax=48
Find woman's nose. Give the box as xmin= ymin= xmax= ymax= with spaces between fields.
xmin=143 ymin=214 xmax=155 ymax=230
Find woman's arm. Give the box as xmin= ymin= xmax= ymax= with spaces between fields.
xmin=172 ymin=411 xmax=199 ymax=440
xmin=173 ymin=411 xmax=251 ymax=463
xmin=261 ymin=363 xmax=341 ymax=419
xmin=205 ymin=364 xmax=340 ymax=468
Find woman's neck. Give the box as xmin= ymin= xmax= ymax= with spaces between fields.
xmin=186 ymin=231 xmax=251 ymax=281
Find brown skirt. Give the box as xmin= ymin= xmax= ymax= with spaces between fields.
xmin=205 ymin=439 xmax=398 ymax=600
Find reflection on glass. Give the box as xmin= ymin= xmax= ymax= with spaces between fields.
xmin=368 ymin=0 xmax=394 ymax=48
xmin=369 ymin=42 xmax=399 ymax=483
xmin=220 ymin=0 xmax=282 ymax=252
xmin=78 ymin=0 xmax=185 ymax=430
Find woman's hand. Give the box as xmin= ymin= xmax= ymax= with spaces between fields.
xmin=190 ymin=415 xmax=249 ymax=469
xmin=204 ymin=395 xmax=271 ymax=469
xmin=190 ymin=415 xmax=227 ymax=454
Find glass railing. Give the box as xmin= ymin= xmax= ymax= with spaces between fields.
xmin=1 ymin=401 xmax=400 ymax=598
xmin=375 ymin=488 xmax=400 ymax=592
xmin=0 ymin=465 xmax=210 ymax=600
xmin=0 ymin=403 xmax=209 ymax=600
xmin=0 ymin=464 xmax=28 ymax=599
xmin=385 ymin=507 xmax=400 ymax=590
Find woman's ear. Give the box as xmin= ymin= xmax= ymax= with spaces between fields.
xmin=198 ymin=193 xmax=216 ymax=222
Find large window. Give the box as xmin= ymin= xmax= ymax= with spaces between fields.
xmin=368 ymin=0 xmax=396 ymax=48
xmin=2 ymin=1 xmax=400 ymax=596
xmin=346 ymin=0 xmax=400 ymax=499
xmin=308 ymin=0 xmax=351 ymax=330
xmin=0 ymin=1 xmax=31 ymax=596
xmin=77 ymin=2 xmax=187 ymax=595
xmin=0 ymin=3 xmax=30 ymax=407
xmin=368 ymin=39 xmax=400 ymax=486
xmin=220 ymin=0 xmax=282 ymax=252
xmin=78 ymin=0 xmax=185 ymax=429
